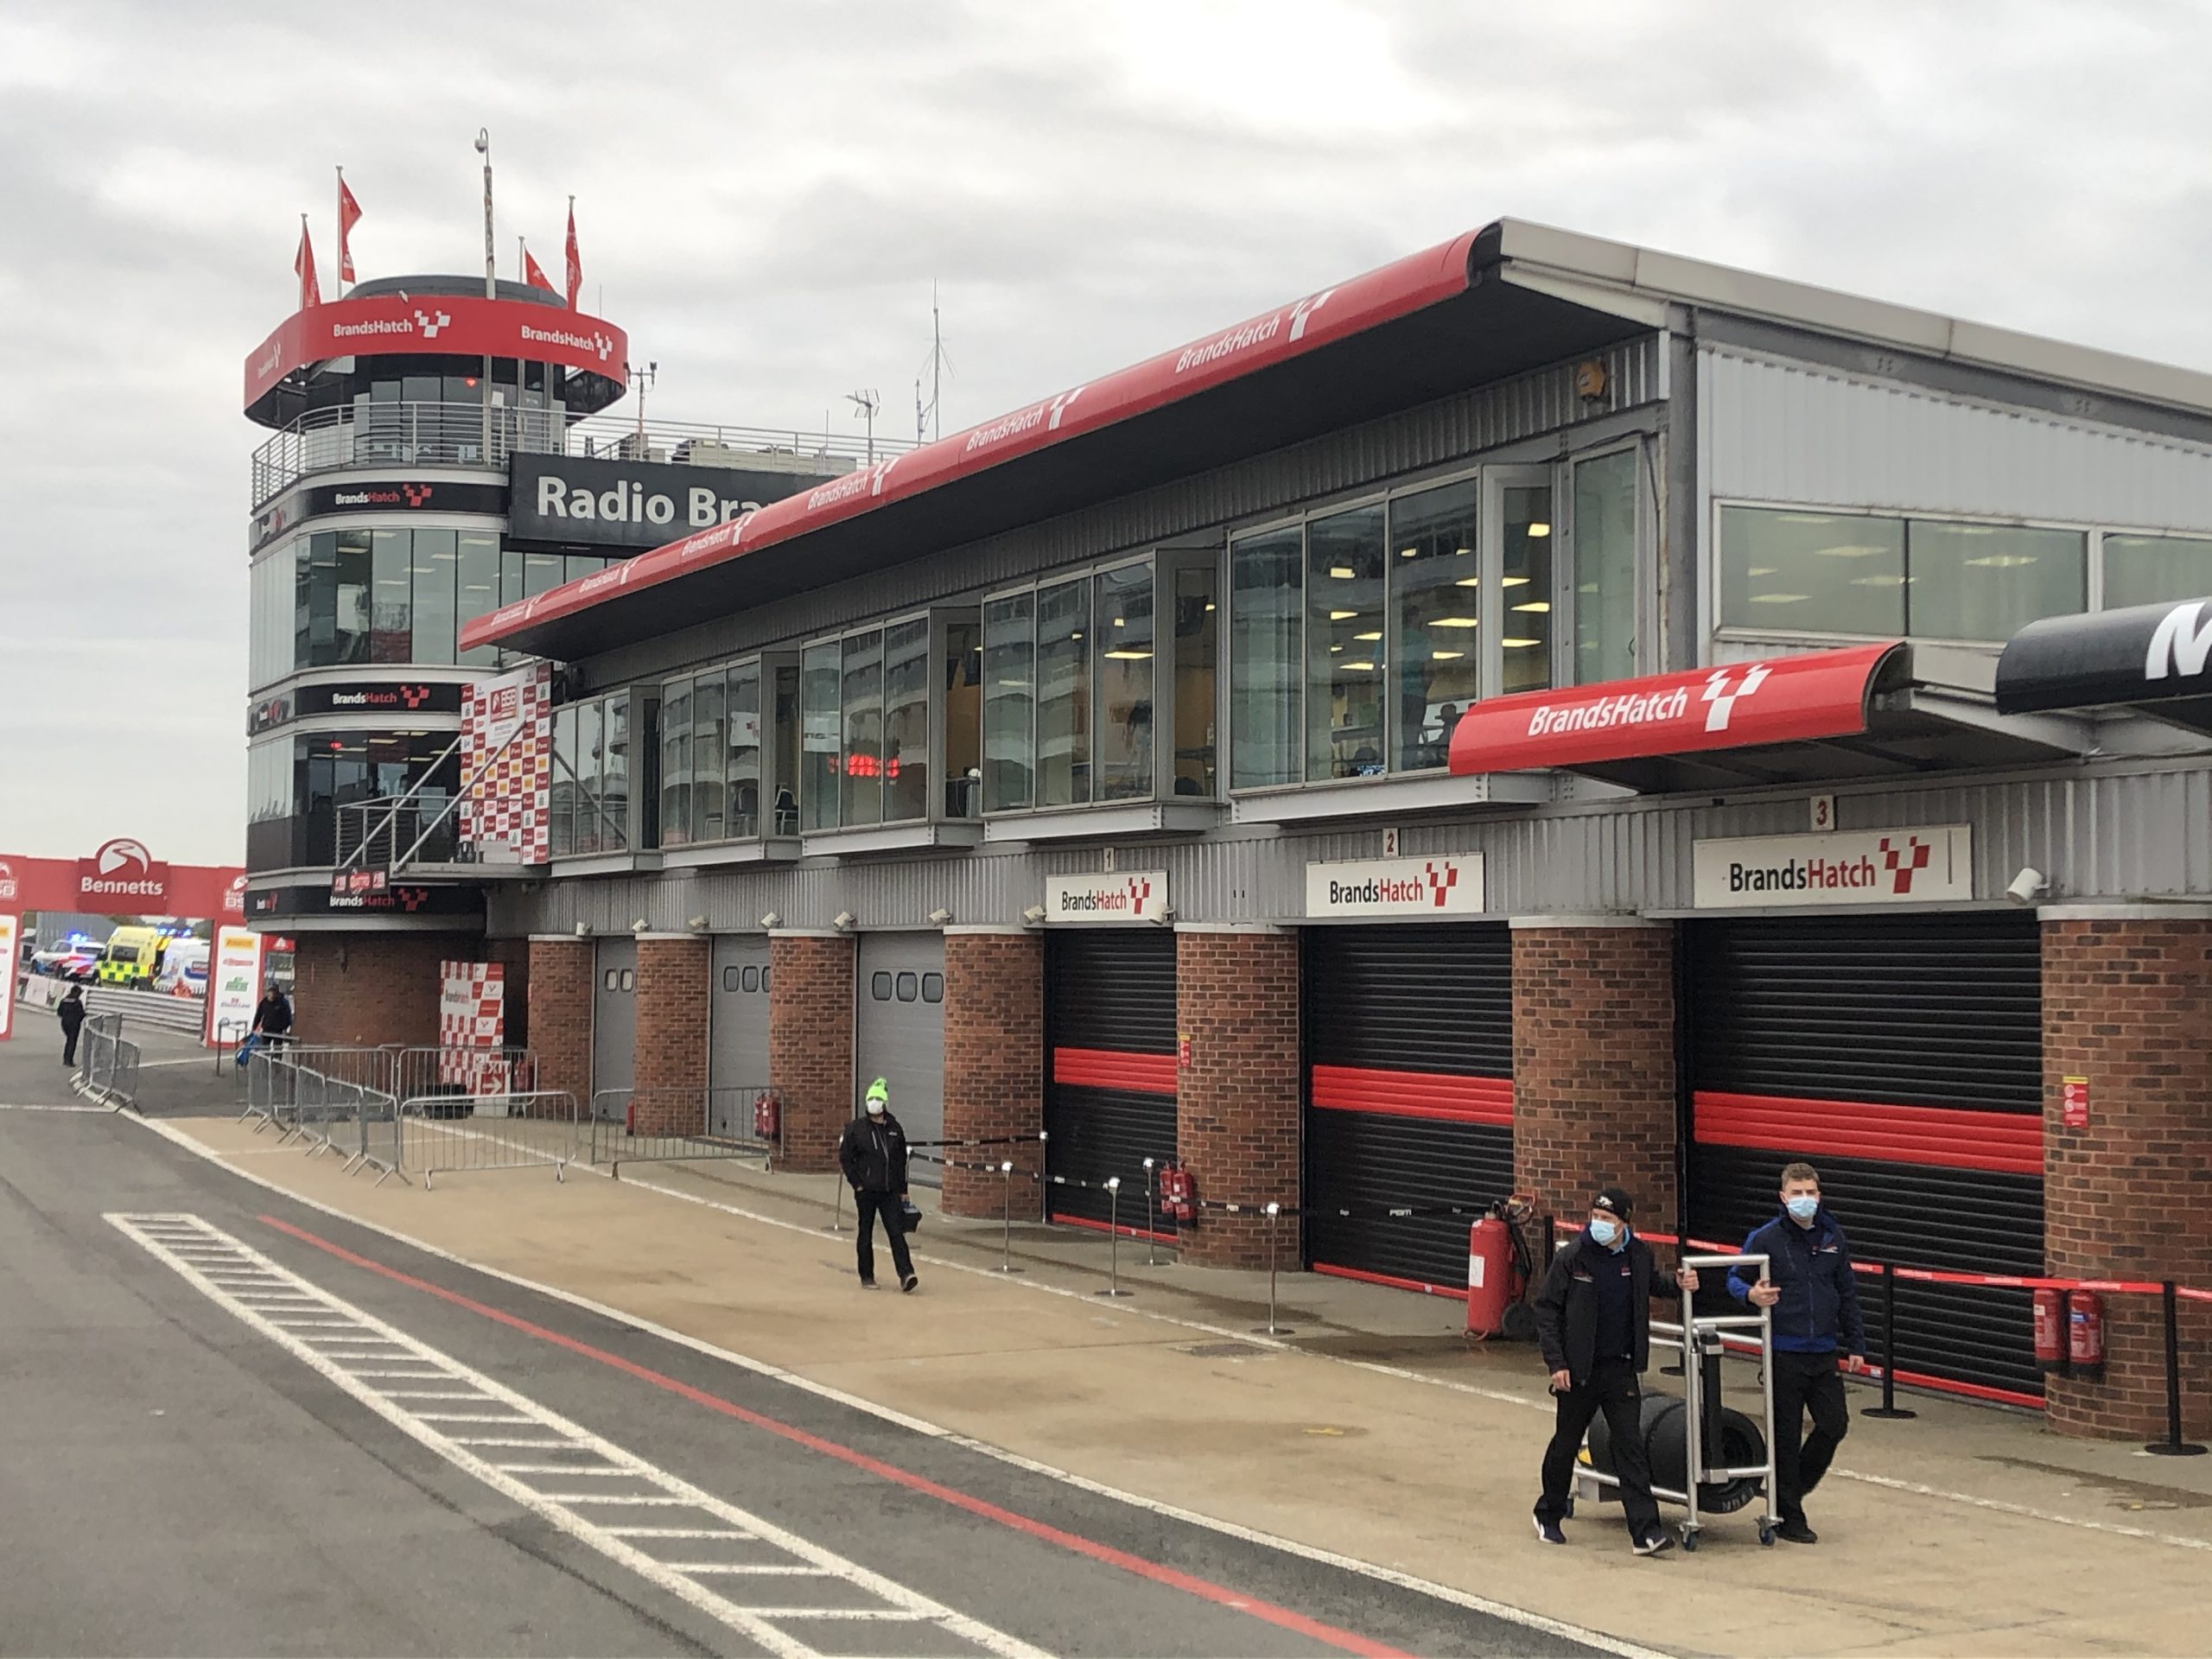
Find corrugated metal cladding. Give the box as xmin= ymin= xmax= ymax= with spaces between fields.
xmin=1688 ymin=914 xmax=2044 ymax=1399
xmin=1303 ymin=925 xmax=1515 ymax=1294
xmin=487 ymin=759 xmax=2212 ymax=938
xmin=580 ymin=335 xmax=1665 ymax=688
xmin=1702 ymin=344 xmax=2212 ymax=531
xmin=1044 ymin=931 xmax=1177 ymax=1232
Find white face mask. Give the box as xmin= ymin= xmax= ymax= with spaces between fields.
xmin=865 ymin=1101 xmax=885 ymax=1116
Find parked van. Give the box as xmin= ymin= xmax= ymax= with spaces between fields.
xmin=97 ymin=926 xmax=177 ymax=989
xmin=154 ymin=937 xmax=210 ymax=997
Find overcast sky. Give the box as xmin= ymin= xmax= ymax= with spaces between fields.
xmin=2 ymin=0 xmax=2208 ymax=866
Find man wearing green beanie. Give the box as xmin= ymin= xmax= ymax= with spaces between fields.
xmin=837 ymin=1076 xmax=918 ymax=1291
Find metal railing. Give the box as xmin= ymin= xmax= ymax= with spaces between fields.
xmin=329 ymin=718 xmax=520 ymax=885
xmin=251 ymin=402 xmax=912 ymax=508
xmin=399 ymin=1090 xmax=580 ymax=1188
xmin=588 ymin=1086 xmax=780 ymax=1177
xmin=75 ymin=1013 xmax=139 ymax=1109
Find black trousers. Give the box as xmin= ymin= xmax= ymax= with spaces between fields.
xmin=1771 ymin=1351 xmax=1850 ymax=1523
xmin=61 ymin=1029 xmax=79 ymax=1065
xmin=853 ymin=1189 xmax=914 ymax=1285
xmin=1536 ymin=1358 xmax=1659 ymax=1536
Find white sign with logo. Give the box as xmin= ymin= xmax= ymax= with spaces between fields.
xmin=1305 ymin=854 xmax=1485 ymax=918
xmin=1044 ymin=870 xmax=1169 ymax=924
xmin=204 ymin=926 xmax=264 ymax=1048
xmin=0 ymin=914 xmax=17 ymax=1041
xmin=1693 ymin=825 xmax=1974 ymax=909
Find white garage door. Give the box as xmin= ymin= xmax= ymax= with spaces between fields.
xmin=710 ymin=936 xmax=773 ymax=1092
xmin=855 ymin=933 xmax=946 ymax=1185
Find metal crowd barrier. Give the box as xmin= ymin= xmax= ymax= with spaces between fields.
xmin=75 ymin=1013 xmax=140 ymax=1109
xmin=587 ymin=1085 xmax=780 ymax=1178
xmin=398 ymin=1090 xmax=581 ymax=1189
xmin=391 ymin=1045 xmax=537 ymax=1104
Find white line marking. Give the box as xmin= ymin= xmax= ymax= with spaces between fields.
xmin=0 ymin=1102 xmax=115 ymax=1113
xmin=493 ymin=1464 xmax=638 ymax=1476
xmin=745 ymin=1610 xmax=927 ymax=1621
xmin=126 ymin=1116 xmax=1685 ymax=1656
xmin=667 ymin=1563 xmax=829 ymax=1576
xmin=606 ymin=1527 xmax=756 ymax=1540
xmin=109 ymin=1213 xmax=1045 ymax=1659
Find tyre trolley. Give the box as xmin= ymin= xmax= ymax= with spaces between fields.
xmin=1574 ymin=1250 xmax=1783 ymax=1550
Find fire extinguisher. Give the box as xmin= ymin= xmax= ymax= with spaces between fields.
xmin=1158 ymin=1161 xmax=1195 ymax=1222
xmin=2068 ymin=1289 xmax=2106 ymax=1382
xmin=2033 ymin=1286 xmax=2069 ymax=1376
xmin=753 ymin=1090 xmax=779 ymax=1141
xmin=1465 ymin=1211 xmax=1516 ymax=1338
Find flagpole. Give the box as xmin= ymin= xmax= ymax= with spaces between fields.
xmin=334 ymin=167 xmax=343 ymax=295
xmin=476 ymin=129 xmax=494 ymax=465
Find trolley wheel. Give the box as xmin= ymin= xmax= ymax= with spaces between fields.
xmin=1758 ymin=1522 xmax=1777 ymax=1548
xmin=1679 ymin=1529 xmax=1699 ymax=1553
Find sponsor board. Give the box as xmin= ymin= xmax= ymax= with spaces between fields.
xmin=251 ymin=480 xmax=507 ymax=550
xmin=76 ymin=837 xmax=168 ymax=907
xmin=1304 ymin=854 xmax=1484 ymax=918
xmin=204 ymin=927 xmax=263 ymax=1048
xmin=0 ymin=914 xmax=16 ymax=1041
xmin=1044 ymin=871 xmax=1169 ymax=924
xmin=507 ymin=453 xmax=832 ymax=551
xmin=1692 ymin=825 xmax=1973 ymax=909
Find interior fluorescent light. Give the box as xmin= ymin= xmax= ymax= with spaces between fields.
xmin=1102 ymin=649 xmax=1154 ymax=660
xmin=1812 ymin=544 xmax=1891 ymax=558
xmin=1329 ymin=566 xmax=1355 ymax=579
xmin=1746 ymin=566 xmax=1778 ymax=577
xmin=1330 ymin=643 xmax=1343 ymax=653
xmin=1454 ymin=576 xmax=1480 ymax=588
xmin=1400 ymin=547 xmax=1418 ymax=558
xmin=1502 ymin=638 xmax=1543 ymax=648
xmin=1513 ymin=601 xmax=1552 ymax=613
xmin=1339 ymin=660 xmax=1374 ymax=671
xmin=1852 ymin=574 xmax=1909 ymax=587
xmin=1455 ymin=546 xmax=1473 ymax=556
xmin=1431 ymin=616 xmax=1480 ymax=628
xmin=1749 ymin=592 xmax=1810 ymax=603
xmin=1431 ymin=649 xmax=1464 ymax=661
xmin=1203 ymin=601 xmax=1216 ymax=612
xmin=1329 ymin=609 xmax=1357 ymax=620
xmin=1966 ymin=554 xmax=2040 ymax=569
xmin=1354 ymin=630 xmax=1382 ymax=641
xmin=1526 ymin=523 xmax=1552 ymax=537
xmin=1501 ymin=575 xmax=1530 ymax=588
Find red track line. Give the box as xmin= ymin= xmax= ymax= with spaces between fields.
xmin=257 ymin=1214 xmax=1414 ymax=1659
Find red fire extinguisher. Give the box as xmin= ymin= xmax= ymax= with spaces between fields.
xmin=1465 ymin=1213 xmax=1516 ymax=1338
xmin=1158 ymin=1162 xmax=1195 ymax=1222
xmin=753 ymin=1090 xmax=779 ymax=1141
xmin=2033 ymin=1286 xmax=2069 ymax=1375
xmin=2068 ymin=1289 xmax=2106 ymax=1382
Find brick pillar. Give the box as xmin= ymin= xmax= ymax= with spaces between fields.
xmin=527 ymin=936 xmax=592 ymax=1111
xmin=769 ymin=931 xmax=854 ymax=1173
xmin=2043 ymin=911 xmax=2212 ymax=1441
xmin=1176 ymin=925 xmax=1300 ymax=1270
xmin=291 ymin=930 xmax=480 ymax=1049
xmin=1511 ymin=919 xmax=1679 ymax=1241
xmin=941 ymin=929 xmax=1045 ymax=1219
xmin=633 ymin=934 xmax=710 ymax=1135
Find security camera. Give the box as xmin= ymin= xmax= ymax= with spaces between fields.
xmin=687 ymin=915 xmax=709 ymax=931
xmin=758 ymin=911 xmax=781 ymax=931
xmin=572 ymin=922 xmax=589 ymax=938
xmin=2005 ymin=868 xmax=2049 ymax=906
xmin=474 ymin=129 xmax=489 ymax=155
xmin=630 ymin=918 xmax=649 ymax=934
xmin=1020 ymin=904 xmax=1047 ymax=925
xmin=1142 ymin=895 xmax=1175 ymax=927
xmin=926 ymin=907 xmax=953 ymax=926
xmin=832 ymin=911 xmax=857 ymax=931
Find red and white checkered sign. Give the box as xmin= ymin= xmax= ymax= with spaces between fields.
xmin=461 ymin=663 xmax=552 ymax=865
xmin=438 ymin=959 xmax=507 ymax=1095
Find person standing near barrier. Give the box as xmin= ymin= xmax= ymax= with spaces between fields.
xmin=57 ymin=985 xmax=86 ymax=1067
xmin=1532 ymin=1187 xmax=1698 ymax=1555
xmin=251 ymin=984 xmax=293 ymax=1049
xmin=1727 ymin=1161 xmax=1866 ymax=1545
xmin=837 ymin=1077 xmax=918 ymax=1292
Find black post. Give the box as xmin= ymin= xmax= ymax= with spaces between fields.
xmin=1863 ymin=1262 xmax=1917 ymax=1420
xmin=2144 ymin=1281 xmax=2207 ymax=1457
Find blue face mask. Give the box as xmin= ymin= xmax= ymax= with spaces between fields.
xmin=1588 ymin=1217 xmax=1622 ymax=1248
xmin=1785 ymin=1195 xmax=1821 ymax=1222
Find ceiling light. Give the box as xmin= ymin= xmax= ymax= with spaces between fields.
xmin=1339 ymin=660 xmax=1374 ymax=671
xmin=1526 ymin=523 xmax=1552 ymax=537
xmin=1747 ymin=566 xmax=1778 ymax=577
xmin=1329 ymin=566 xmax=1355 ymax=579
xmin=1431 ymin=649 xmax=1464 ymax=661
xmin=1455 ymin=546 xmax=1472 ymax=556
xmin=1354 ymin=630 xmax=1382 ymax=641
xmin=1329 ymin=609 xmax=1357 ymax=620
xmin=1102 ymin=649 xmax=1154 ymax=659
xmin=1204 ymin=601 xmax=1215 ymax=612
xmin=1330 ymin=643 xmax=1343 ymax=652
xmin=1513 ymin=601 xmax=1552 ymax=613
xmin=1112 ymin=617 xmax=1125 ymax=626
xmin=1502 ymin=638 xmax=1543 ymax=648
xmin=1501 ymin=575 xmax=1530 ymax=588
xmin=1851 ymin=574 xmax=1908 ymax=587
xmin=1454 ymin=576 xmax=1480 ymax=588
xmin=1432 ymin=616 xmax=1481 ymax=628
xmin=1966 ymin=554 xmax=2040 ymax=569
xmin=1749 ymin=592 xmax=1810 ymax=604
xmin=1400 ymin=547 xmax=1417 ymax=558
xmin=1812 ymin=544 xmax=1891 ymax=559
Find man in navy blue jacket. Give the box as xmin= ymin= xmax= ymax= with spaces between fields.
xmin=1728 ymin=1161 xmax=1867 ymax=1544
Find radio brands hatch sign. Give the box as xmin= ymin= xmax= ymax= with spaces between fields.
xmin=1305 ymin=854 xmax=1484 ymax=918
xmin=1692 ymin=825 xmax=1974 ymax=909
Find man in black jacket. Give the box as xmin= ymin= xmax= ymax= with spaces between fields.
xmin=836 ymin=1077 xmax=917 ymax=1292
xmin=1532 ymin=1186 xmax=1698 ymax=1554
xmin=57 ymin=985 xmax=86 ymax=1066
xmin=1727 ymin=1161 xmax=1866 ymax=1544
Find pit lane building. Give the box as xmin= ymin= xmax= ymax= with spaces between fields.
xmin=281 ymin=221 xmax=2212 ymax=1438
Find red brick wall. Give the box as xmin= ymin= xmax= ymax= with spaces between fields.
xmin=292 ymin=931 xmax=478 ymax=1050
xmin=941 ymin=930 xmax=1045 ymax=1218
xmin=527 ymin=937 xmax=592 ymax=1112
xmin=1176 ymin=928 xmax=1301 ymax=1270
xmin=2043 ymin=915 xmax=2212 ymax=1440
xmin=770 ymin=932 xmax=854 ymax=1173
xmin=633 ymin=935 xmax=710 ymax=1135
xmin=1511 ymin=923 xmax=1679 ymax=1243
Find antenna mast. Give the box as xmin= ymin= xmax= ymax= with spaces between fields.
xmin=916 ymin=281 xmax=953 ymax=442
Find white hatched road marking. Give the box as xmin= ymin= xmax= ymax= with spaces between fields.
xmin=109 ymin=1213 xmax=1046 ymax=1659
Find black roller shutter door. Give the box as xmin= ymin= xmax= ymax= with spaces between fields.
xmin=1045 ymin=930 xmax=1178 ymax=1232
xmin=1688 ymin=913 xmax=2045 ymax=1401
xmin=1304 ymin=923 xmax=1514 ymax=1294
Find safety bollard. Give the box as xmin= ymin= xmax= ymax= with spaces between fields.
xmin=1862 ymin=1262 xmax=1917 ymax=1420
xmin=1251 ymin=1202 xmax=1294 ymax=1337
xmin=997 ymin=1161 xmax=1022 ymax=1274
xmin=824 ymin=1171 xmax=844 ymax=1234
xmin=1095 ymin=1178 xmax=1132 ymax=1297
xmin=2144 ymin=1281 xmax=2208 ymax=1456
xmin=1038 ymin=1130 xmax=1051 ymax=1225
xmin=1142 ymin=1157 xmax=1157 ymax=1268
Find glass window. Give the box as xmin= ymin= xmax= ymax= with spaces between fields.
xmin=943 ymin=619 xmax=983 ymax=819
xmin=1905 ymin=522 xmax=2085 ymax=642
xmin=550 ymin=707 xmax=577 ymax=859
xmin=620 ymin=969 xmax=634 ymax=993
xmin=411 ymin=528 xmax=457 ymax=665
xmin=1389 ymin=480 xmax=1479 ymax=771
xmin=761 ymin=964 xmax=771 ymax=993
xmin=456 ymin=532 xmax=501 ymax=667
xmin=723 ymin=966 xmax=741 ymax=992
xmin=772 ymin=663 xmax=801 ymax=836
xmin=1172 ymin=563 xmax=1217 ymax=798
xmin=840 ymin=630 xmax=886 ymax=827
xmin=884 ymin=618 xmax=931 ymax=823
xmin=574 ymin=700 xmax=604 ymax=855
xmin=1096 ymin=563 xmax=1154 ymax=801
xmin=1500 ymin=486 xmax=1554 ymax=695
xmin=660 ymin=677 xmax=693 ymax=848
xmin=367 ymin=529 xmax=410 ymax=664
xmin=921 ymin=972 xmax=944 ymax=1004
xmin=500 ymin=548 xmax=524 ymax=607
xmin=566 ymin=553 xmax=602 ymax=585
xmin=1230 ymin=525 xmax=1303 ymax=788
xmin=691 ymin=671 xmax=727 ymax=843
xmin=741 ymin=965 xmax=760 ymax=992
xmin=602 ymin=693 xmax=631 ymax=851
xmin=605 ymin=969 xmax=618 ymax=991
xmin=1719 ymin=507 xmax=1907 ymax=635
xmin=2105 ymin=533 xmax=2212 ymax=611
xmin=727 ymin=664 xmax=761 ymax=838
xmin=524 ymin=551 xmax=564 ymax=597
xmin=800 ymin=644 xmax=842 ymax=832
xmin=331 ymin=530 xmax=371 ymax=665
xmin=982 ymin=592 xmax=1035 ymax=812
xmin=1305 ymin=504 xmax=1387 ymax=781
xmin=871 ymin=971 xmax=893 ymax=1001
xmin=1035 ymin=579 xmax=1090 ymax=805
xmin=895 ymin=971 xmax=918 ymax=1001
xmin=1573 ymin=451 xmax=1639 ymax=685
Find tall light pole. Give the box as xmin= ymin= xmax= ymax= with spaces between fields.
xmin=475 ymin=129 xmax=495 ymax=464
xmin=627 ymin=359 xmax=657 ymax=455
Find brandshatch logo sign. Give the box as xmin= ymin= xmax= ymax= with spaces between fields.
xmin=1305 ymin=854 xmax=1485 ymax=918
xmin=1693 ymin=825 xmax=1973 ymax=910
xmin=1044 ymin=871 xmax=1170 ymax=924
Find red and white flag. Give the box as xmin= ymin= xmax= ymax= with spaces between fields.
xmin=564 ymin=196 xmax=582 ymax=310
xmin=523 ymin=241 xmax=554 ymax=295
xmin=337 ymin=168 xmax=362 ymax=284
xmin=294 ymin=217 xmax=321 ymax=310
